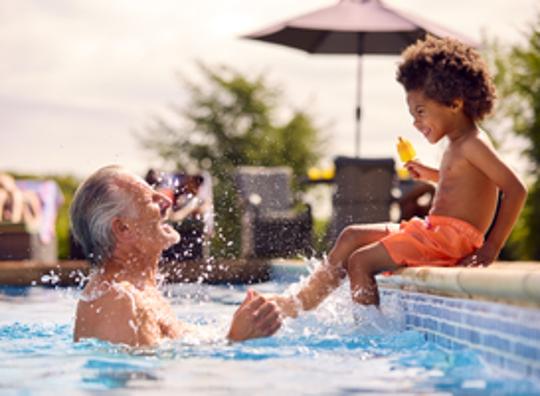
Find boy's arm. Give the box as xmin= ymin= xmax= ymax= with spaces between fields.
xmin=405 ymin=160 xmax=440 ymax=183
xmin=460 ymin=138 xmax=527 ymax=265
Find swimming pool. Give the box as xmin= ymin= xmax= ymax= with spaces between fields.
xmin=1 ymin=265 xmax=540 ymax=395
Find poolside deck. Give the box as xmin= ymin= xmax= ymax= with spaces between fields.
xmin=0 ymin=258 xmax=272 ymax=286
xmin=0 ymin=260 xmax=538 ymax=306
xmin=0 ymin=260 xmax=88 ymax=287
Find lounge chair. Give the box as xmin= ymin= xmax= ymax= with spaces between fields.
xmin=234 ymin=166 xmax=312 ymax=259
xmin=327 ymin=156 xmax=396 ymax=245
xmin=0 ymin=179 xmax=64 ymax=262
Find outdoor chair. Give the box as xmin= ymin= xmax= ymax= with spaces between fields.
xmin=397 ymin=178 xmax=435 ymax=221
xmin=327 ymin=156 xmax=396 ymax=245
xmin=234 ymin=166 xmax=312 ymax=259
xmin=0 ymin=179 xmax=63 ymax=262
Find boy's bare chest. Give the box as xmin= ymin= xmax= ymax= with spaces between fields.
xmin=437 ymin=147 xmax=493 ymax=200
xmin=439 ymin=150 xmax=468 ymax=180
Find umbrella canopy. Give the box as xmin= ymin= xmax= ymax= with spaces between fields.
xmin=243 ymin=0 xmax=477 ymax=156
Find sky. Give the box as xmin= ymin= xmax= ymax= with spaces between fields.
xmin=1 ymin=0 xmax=538 ymax=179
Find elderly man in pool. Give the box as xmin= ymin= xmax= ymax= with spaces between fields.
xmin=70 ymin=165 xmax=281 ymax=347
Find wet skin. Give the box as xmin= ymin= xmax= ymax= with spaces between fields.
xmin=269 ymin=89 xmax=527 ymax=314
xmin=74 ymin=171 xmax=281 ymax=347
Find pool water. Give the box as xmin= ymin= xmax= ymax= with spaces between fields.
xmin=1 ymin=280 xmax=539 ymax=395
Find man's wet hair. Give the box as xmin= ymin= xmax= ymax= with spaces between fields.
xmin=70 ymin=165 xmax=133 ymax=266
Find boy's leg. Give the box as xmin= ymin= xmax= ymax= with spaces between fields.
xmin=327 ymin=223 xmax=396 ymax=269
xmin=293 ymin=223 xmax=396 ymax=312
xmin=347 ymin=242 xmax=399 ymax=306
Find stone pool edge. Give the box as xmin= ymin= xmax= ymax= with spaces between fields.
xmin=378 ymin=262 xmax=540 ymax=309
xmin=271 ymin=260 xmax=540 ymax=308
xmin=271 ymin=259 xmax=540 ymax=382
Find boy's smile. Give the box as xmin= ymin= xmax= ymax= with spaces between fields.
xmin=406 ymin=90 xmax=455 ymax=143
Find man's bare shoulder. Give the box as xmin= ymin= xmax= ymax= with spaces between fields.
xmin=78 ymin=280 xmax=142 ymax=315
xmin=74 ymin=281 xmax=150 ymax=346
xmin=94 ymin=280 xmax=141 ymax=305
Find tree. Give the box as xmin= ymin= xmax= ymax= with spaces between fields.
xmin=140 ymin=63 xmax=323 ymax=257
xmin=486 ymin=16 xmax=540 ymax=259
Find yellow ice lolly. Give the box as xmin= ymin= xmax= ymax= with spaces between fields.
xmin=397 ymin=136 xmax=416 ymax=163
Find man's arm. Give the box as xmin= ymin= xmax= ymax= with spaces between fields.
xmin=461 ymin=137 xmax=527 ymax=265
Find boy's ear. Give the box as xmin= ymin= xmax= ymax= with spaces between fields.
xmin=450 ymin=98 xmax=464 ymax=112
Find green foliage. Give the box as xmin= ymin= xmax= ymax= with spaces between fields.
xmin=486 ymin=15 xmax=540 ymax=259
xmin=140 ymin=63 xmax=323 ymax=257
xmin=312 ymin=217 xmax=330 ymax=255
xmin=508 ymin=182 xmax=540 ymax=259
xmin=51 ymin=175 xmax=79 ymax=259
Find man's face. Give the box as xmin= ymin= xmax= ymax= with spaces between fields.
xmin=406 ymin=90 xmax=454 ymax=144
xmin=118 ymin=173 xmax=180 ymax=253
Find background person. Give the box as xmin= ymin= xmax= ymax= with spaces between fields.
xmin=0 ymin=172 xmax=42 ymax=229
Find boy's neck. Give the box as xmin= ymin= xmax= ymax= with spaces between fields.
xmin=446 ymin=114 xmax=477 ymax=142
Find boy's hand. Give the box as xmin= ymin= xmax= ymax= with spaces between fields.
xmin=458 ymin=244 xmax=499 ymax=267
xmin=266 ymin=294 xmax=299 ymax=318
xmin=405 ymin=160 xmax=433 ymax=180
xmin=405 ymin=160 xmax=438 ymax=182
xmin=227 ymin=289 xmax=282 ymax=341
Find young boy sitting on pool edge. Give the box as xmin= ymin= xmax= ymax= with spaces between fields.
xmin=270 ymin=35 xmax=528 ymax=318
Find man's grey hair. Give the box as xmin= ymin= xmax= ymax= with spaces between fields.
xmin=70 ymin=165 xmax=134 ymax=266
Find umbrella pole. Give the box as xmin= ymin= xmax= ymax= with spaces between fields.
xmin=355 ymin=55 xmax=362 ymax=157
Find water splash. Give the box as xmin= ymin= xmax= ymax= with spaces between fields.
xmin=1 ymin=282 xmax=538 ymax=394
xmin=40 ymin=270 xmax=60 ymax=286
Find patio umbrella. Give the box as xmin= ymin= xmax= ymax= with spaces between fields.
xmin=243 ymin=0 xmax=477 ymax=156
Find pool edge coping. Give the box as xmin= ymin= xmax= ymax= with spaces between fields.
xmin=378 ymin=262 xmax=540 ymax=308
xmin=270 ymin=260 xmax=540 ymax=308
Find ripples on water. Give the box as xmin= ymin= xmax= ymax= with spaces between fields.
xmin=0 ymin=283 xmax=538 ymax=395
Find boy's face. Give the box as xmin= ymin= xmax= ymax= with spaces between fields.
xmin=406 ymin=90 xmax=455 ymax=144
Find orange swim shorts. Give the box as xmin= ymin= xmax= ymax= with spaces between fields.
xmin=380 ymin=215 xmax=484 ymax=267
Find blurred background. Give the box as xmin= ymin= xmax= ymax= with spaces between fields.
xmin=1 ymin=0 xmax=539 ymax=260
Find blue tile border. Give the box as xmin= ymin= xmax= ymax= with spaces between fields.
xmin=380 ymin=288 xmax=540 ymax=383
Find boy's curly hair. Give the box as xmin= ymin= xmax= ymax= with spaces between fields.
xmin=396 ymin=35 xmax=496 ymax=121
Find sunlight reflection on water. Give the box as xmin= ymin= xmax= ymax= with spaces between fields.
xmin=0 ymin=282 xmax=538 ymax=395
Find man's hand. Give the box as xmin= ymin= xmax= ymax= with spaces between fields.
xmin=266 ymin=294 xmax=300 ymax=318
xmin=227 ymin=289 xmax=282 ymax=342
xmin=458 ymin=243 xmax=499 ymax=267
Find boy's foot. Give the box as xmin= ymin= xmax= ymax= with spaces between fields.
xmin=351 ymin=304 xmax=385 ymax=335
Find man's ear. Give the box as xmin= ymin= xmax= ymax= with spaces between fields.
xmin=111 ymin=218 xmax=132 ymax=242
